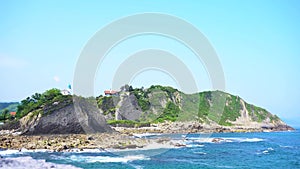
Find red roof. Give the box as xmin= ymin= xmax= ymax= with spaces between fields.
xmin=10 ymin=112 xmax=16 ymax=116
xmin=104 ymin=90 xmax=118 ymax=94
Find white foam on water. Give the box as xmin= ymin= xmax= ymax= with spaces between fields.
xmin=279 ymin=145 xmax=294 ymax=149
xmin=185 ymin=137 xmax=215 ymax=143
xmin=238 ymin=138 xmax=265 ymax=142
xmin=143 ymin=142 xmax=176 ymax=150
xmin=221 ymin=137 xmax=265 ymax=143
xmin=68 ymin=154 xmax=150 ymax=163
xmin=0 ymin=149 xmax=53 ymax=156
xmin=132 ymin=133 xmax=161 ymax=138
xmin=107 ymin=142 xmax=177 ymax=153
xmin=185 ymin=137 xmax=265 ymax=143
xmin=0 ymin=149 xmax=21 ymax=155
xmin=0 ymin=156 xmax=81 ymax=169
xmin=257 ymin=147 xmax=274 ymax=155
xmin=215 ymin=165 xmax=236 ymax=168
xmin=67 ymin=148 xmax=105 ymax=153
xmin=193 ymin=151 xmax=207 ymax=155
xmin=185 ymin=144 xmax=205 ymax=148
xmin=131 ymin=164 xmax=144 ymax=169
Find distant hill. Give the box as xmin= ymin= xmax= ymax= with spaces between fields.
xmin=0 ymin=102 xmax=19 ymax=114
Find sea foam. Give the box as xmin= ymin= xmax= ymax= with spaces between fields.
xmin=0 ymin=156 xmax=80 ymax=169
xmin=185 ymin=137 xmax=265 ymax=143
xmin=68 ymin=154 xmax=150 ymax=163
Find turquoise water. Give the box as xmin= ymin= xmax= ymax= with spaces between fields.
xmin=1 ymin=130 xmax=299 ymax=169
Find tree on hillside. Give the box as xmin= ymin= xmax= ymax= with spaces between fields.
xmin=3 ymin=109 xmax=9 ymax=121
xmin=16 ymin=88 xmax=64 ymax=119
xmin=32 ymin=93 xmax=42 ymax=101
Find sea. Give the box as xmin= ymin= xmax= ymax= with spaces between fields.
xmin=0 ymin=129 xmax=299 ymax=169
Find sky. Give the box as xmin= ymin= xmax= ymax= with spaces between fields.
xmin=0 ymin=1 xmax=299 ymax=127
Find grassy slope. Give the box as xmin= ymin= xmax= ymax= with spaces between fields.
xmin=97 ymin=85 xmax=281 ymax=126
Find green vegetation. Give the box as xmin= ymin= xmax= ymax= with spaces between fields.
xmin=269 ymin=114 xmax=280 ymax=122
xmin=177 ymin=93 xmax=198 ymax=121
xmin=15 ymin=88 xmax=72 ymax=120
xmin=196 ymin=91 xmax=228 ymax=125
xmin=9 ymin=85 xmax=277 ymax=128
xmin=0 ymin=102 xmax=19 ymax=121
xmin=154 ymin=101 xmax=180 ymax=123
xmin=148 ymin=85 xmax=178 ymax=98
xmin=97 ymin=85 xmax=183 ymax=123
xmin=97 ymin=86 xmax=266 ymax=126
xmin=0 ymin=109 xmax=9 ymax=121
xmin=107 ymin=120 xmax=150 ymax=127
xmin=97 ymin=96 xmax=115 ymax=113
xmin=0 ymin=102 xmax=19 ymax=113
xmin=245 ymin=103 xmax=271 ymax=122
xmin=198 ymin=92 xmax=210 ymax=122
xmin=132 ymin=87 xmax=150 ymax=112
xmin=218 ymin=95 xmax=241 ymax=126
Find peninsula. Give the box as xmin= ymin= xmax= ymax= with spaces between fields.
xmin=0 ymin=85 xmax=294 ymax=151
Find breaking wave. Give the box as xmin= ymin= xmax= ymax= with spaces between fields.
xmin=0 ymin=156 xmax=80 ymax=169
xmin=185 ymin=137 xmax=265 ymax=143
xmin=68 ymin=154 xmax=150 ymax=163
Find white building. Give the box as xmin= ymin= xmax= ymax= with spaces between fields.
xmin=61 ymin=89 xmax=71 ymax=95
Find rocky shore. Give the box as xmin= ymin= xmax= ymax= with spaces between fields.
xmin=0 ymin=121 xmax=294 ymax=152
xmin=114 ymin=121 xmax=295 ymax=134
xmin=0 ymin=132 xmax=182 ymax=152
xmin=0 ymin=133 xmax=138 ymax=151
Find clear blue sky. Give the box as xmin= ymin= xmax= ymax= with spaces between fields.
xmin=0 ymin=1 xmax=299 ymax=127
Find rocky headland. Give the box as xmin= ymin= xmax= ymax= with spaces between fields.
xmin=0 ymin=85 xmax=294 ymax=151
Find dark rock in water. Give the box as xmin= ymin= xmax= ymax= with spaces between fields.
xmin=112 ymin=144 xmax=139 ymax=149
xmin=174 ymin=143 xmax=186 ymax=147
xmin=212 ymin=138 xmax=224 ymax=143
xmin=263 ymin=124 xmax=295 ymax=131
xmin=22 ymin=97 xmax=113 ymax=135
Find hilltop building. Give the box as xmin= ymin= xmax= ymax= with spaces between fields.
xmin=104 ymin=90 xmax=119 ymax=96
xmin=61 ymin=89 xmax=71 ymax=95
xmin=10 ymin=112 xmax=16 ymax=117
xmin=60 ymin=84 xmax=72 ymax=95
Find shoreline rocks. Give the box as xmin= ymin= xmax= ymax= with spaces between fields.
xmin=113 ymin=121 xmax=294 ymax=134
xmin=0 ymin=128 xmax=295 ymax=152
xmin=0 ymin=121 xmax=294 ymax=152
xmin=0 ymin=133 xmax=167 ymax=151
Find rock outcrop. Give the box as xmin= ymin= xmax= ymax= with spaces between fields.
xmin=1 ymin=97 xmax=113 ymax=135
xmin=115 ymin=93 xmax=143 ymax=121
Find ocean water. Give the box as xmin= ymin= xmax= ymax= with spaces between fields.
xmin=1 ymin=130 xmax=299 ymax=169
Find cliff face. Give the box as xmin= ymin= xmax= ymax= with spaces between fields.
xmin=2 ymin=97 xmax=113 ymax=135
xmin=115 ymin=93 xmax=143 ymax=121
xmin=97 ymin=85 xmax=293 ymax=131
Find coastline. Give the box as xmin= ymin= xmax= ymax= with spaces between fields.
xmin=113 ymin=121 xmax=295 ymax=134
xmin=0 ymin=132 xmax=183 ymax=152
xmin=0 ymin=124 xmax=298 ymax=169
xmin=0 ymin=123 xmax=294 ymax=152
